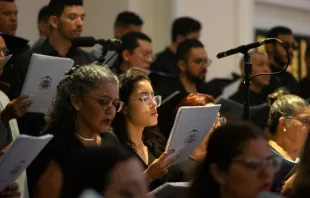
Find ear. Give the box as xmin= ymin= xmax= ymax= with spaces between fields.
xmin=209 ymin=163 xmax=226 ymax=186
xmin=278 ymin=116 xmax=289 ymax=132
xmin=178 ymin=60 xmax=186 ymax=72
xmin=176 ymin=34 xmax=185 ymax=44
xmin=114 ymin=26 xmax=122 ymax=39
xmin=122 ymin=105 xmax=128 ymax=115
xmin=70 ymin=94 xmax=82 ymax=112
xmin=49 ymin=15 xmax=59 ymax=29
xmin=122 ymin=50 xmax=131 ymax=62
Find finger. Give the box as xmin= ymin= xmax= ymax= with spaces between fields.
xmin=15 ymin=95 xmax=30 ymax=103
xmin=17 ymin=100 xmax=32 ymax=110
xmin=165 ymin=155 xmax=178 ymax=167
xmin=7 ymin=183 xmax=19 ymax=190
xmin=1 ymin=190 xmax=21 ymax=197
xmin=159 ymin=149 xmax=175 ymax=160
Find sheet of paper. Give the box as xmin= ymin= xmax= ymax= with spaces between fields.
xmin=20 ymin=53 xmax=74 ymax=113
xmin=149 ymin=182 xmax=190 ymax=198
xmin=166 ymin=105 xmax=221 ymax=165
xmin=0 ymin=134 xmax=53 ymax=191
xmin=78 ymin=189 xmax=103 ymax=198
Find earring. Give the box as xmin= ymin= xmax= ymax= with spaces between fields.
xmin=283 ymin=128 xmax=287 ymax=132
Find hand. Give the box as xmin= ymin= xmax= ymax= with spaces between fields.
xmin=0 ymin=183 xmax=20 ymax=198
xmin=1 ymin=96 xmax=32 ymax=124
xmin=0 ymin=143 xmax=12 ymax=158
xmin=144 ymin=150 xmax=178 ymax=183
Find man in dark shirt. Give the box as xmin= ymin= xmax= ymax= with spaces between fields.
xmin=299 ymin=45 xmax=310 ymax=99
xmin=230 ymin=51 xmax=271 ymax=106
xmin=264 ymin=26 xmax=299 ymax=94
xmin=150 ymin=17 xmax=201 ymax=76
xmin=114 ymin=31 xmax=153 ymax=75
xmin=150 ymin=39 xmax=211 ymax=138
xmin=91 ymin=11 xmax=144 ymax=64
xmin=8 ymin=0 xmax=94 ymax=136
xmin=0 ymin=0 xmax=18 ymax=36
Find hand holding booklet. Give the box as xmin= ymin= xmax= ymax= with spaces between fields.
xmin=20 ymin=53 xmax=74 ymax=113
xmin=165 ymin=105 xmax=221 ymax=165
xmin=0 ymin=134 xmax=53 ymax=191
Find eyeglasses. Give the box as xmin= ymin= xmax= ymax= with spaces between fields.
xmin=0 ymin=47 xmax=9 ymax=57
xmin=193 ymin=58 xmax=212 ymax=67
xmin=131 ymin=95 xmax=162 ymax=108
xmin=233 ymin=156 xmax=281 ymax=173
xmin=281 ymin=42 xmax=298 ymax=51
xmin=84 ymin=96 xmax=124 ymax=112
xmin=286 ymin=116 xmax=310 ymax=128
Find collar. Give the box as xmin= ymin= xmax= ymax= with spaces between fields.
xmin=41 ymin=38 xmax=78 ymax=58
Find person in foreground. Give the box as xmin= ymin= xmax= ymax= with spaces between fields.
xmin=111 ymin=69 xmax=177 ymax=190
xmin=27 ymin=64 xmax=122 ymax=198
xmin=61 ymin=146 xmax=149 ymax=198
xmin=190 ymin=122 xmax=279 ymax=198
xmin=267 ymin=88 xmax=310 ymax=192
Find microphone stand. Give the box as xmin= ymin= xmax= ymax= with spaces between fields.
xmin=97 ymin=47 xmax=108 ymax=65
xmin=242 ymin=50 xmax=252 ymax=120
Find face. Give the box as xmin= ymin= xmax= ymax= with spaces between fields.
xmin=125 ymin=80 xmax=159 ymax=127
xmin=218 ymin=138 xmax=275 ymax=198
xmin=38 ymin=21 xmax=50 ymax=37
xmin=74 ymin=82 xmax=119 ymax=134
xmin=0 ymin=35 xmax=7 ymax=58
xmin=124 ymin=39 xmax=153 ymax=70
xmin=104 ymin=158 xmax=149 ymax=198
xmin=115 ymin=24 xmax=142 ymax=39
xmin=281 ymin=107 xmax=310 ymax=154
xmin=180 ymin=47 xmax=209 ymax=83
xmin=272 ymin=34 xmax=296 ymax=66
xmin=248 ymin=53 xmax=271 ymax=87
xmin=52 ymin=6 xmax=85 ymax=40
xmin=0 ymin=1 xmax=17 ymax=35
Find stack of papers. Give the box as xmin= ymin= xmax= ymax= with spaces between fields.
xmin=0 ymin=134 xmax=53 ymax=191
xmin=149 ymin=182 xmax=190 ymax=198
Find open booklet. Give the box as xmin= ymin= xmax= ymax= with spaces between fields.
xmin=165 ymin=105 xmax=221 ymax=165
xmin=0 ymin=134 xmax=53 ymax=191
xmin=20 ymin=53 xmax=74 ymax=114
xmin=149 ymin=182 xmax=190 ymax=198
xmin=78 ymin=189 xmax=103 ymax=198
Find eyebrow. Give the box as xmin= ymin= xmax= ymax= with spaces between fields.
xmin=137 ymin=91 xmax=154 ymax=95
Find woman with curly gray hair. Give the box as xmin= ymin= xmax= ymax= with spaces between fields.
xmin=27 ymin=64 xmax=123 ymax=198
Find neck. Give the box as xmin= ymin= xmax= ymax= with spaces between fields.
xmin=270 ymin=136 xmax=298 ymax=161
xmin=75 ymin=118 xmax=97 ymax=140
xmin=168 ymin=43 xmax=178 ymax=54
xmin=249 ymin=82 xmax=263 ymax=93
xmin=126 ymin=120 xmax=145 ymax=147
xmin=48 ymin=32 xmax=72 ymax=57
xmin=119 ymin=62 xmax=131 ymax=73
xmin=179 ymin=73 xmax=198 ymax=93
xmin=269 ymin=58 xmax=282 ymax=69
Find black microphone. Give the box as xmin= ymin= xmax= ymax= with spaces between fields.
xmin=216 ymin=38 xmax=279 ymax=59
xmin=71 ymin=37 xmax=122 ymax=49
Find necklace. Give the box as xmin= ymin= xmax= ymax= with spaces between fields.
xmin=76 ymin=133 xmax=96 ymax=141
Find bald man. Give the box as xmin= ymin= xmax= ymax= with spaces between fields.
xmin=229 ymin=51 xmax=271 ymax=106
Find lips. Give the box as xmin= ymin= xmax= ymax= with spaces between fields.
xmin=259 ymin=182 xmax=272 ymax=192
xmin=151 ymin=110 xmax=158 ymax=115
xmin=102 ymin=119 xmax=112 ymax=125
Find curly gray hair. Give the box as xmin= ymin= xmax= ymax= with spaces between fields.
xmin=44 ymin=64 xmax=118 ymax=134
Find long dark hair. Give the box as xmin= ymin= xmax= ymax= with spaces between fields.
xmin=44 ymin=64 xmax=118 ymax=134
xmin=190 ymin=121 xmax=267 ymax=198
xmin=61 ymin=146 xmax=134 ymax=198
xmin=111 ymin=70 xmax=165 ymax=157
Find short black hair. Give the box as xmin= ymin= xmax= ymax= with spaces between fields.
xmin=0 ymin=0 xmax=15 ymax=2
xmin=266 ymin=26 xmax=293 ymax=39
xmin=120 ymin=31 xmax=151 ymax=54
xmin=114 ymin=11 xmax=143 ymax=27
xmin=172 ymin=17 xmax=201 ymax=42
xmin=38 ymin=5 xmax=50 ymax=23
xmin=176 ymin=39 xmax=204 ymax=61
xmin=305 ymin=44 xmax=310 ymax=58
xmin=48 ymin=0 xmax=83 ymax=17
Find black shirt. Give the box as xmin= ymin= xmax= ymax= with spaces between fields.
xmin=229 ymin=82 xmax=269 ymax=106
xmin=27 ymin=131 xmax=119 ymax=197
xmin=299 ymin=77 xmax=310 ymax=99
xmin=265 ymin=64 xmax=299 ymax=95
xmin=8 ymin=39 xmax=94 ymax=136
xmin=150 ymin=48 xmax=179 ymax=76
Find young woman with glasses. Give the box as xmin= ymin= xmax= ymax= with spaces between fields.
xmin=190 ymin=122 xmax=279 ymax=198
xmin=111 ymin=69 xmax=177 ymax=190
xmin=27 ymin=64 xmax=123 ymax=198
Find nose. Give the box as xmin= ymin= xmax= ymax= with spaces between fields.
xmin=258 ymin=166 xmax=274 ymax=180
xmin=264 ymin=64 xmax=271 ymax=73
xmin=76 ymin=16 xmax=84 ymax=27
xmin=145 ymin=55 xmax=153 ymax=64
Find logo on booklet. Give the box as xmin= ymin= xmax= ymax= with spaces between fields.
xmin=184 ymin=129 xmax=199 ymax=144
xmin=10 ymin=160 xmax=26 ymax=175
xmin=39 ymin=76 xmax=52 ymax=90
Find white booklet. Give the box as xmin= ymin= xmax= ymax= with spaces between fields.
xmin=20 ymin=53 xmax=74 ymax=113
xmin=149 ymin=182 xmax=190 ymax=198
xmin=166 ymin=105 xmax=221 ymax=165
xmin=78 ymin=189 xmax=103 ymax=198
xmin=0 ymin=134 xmax=53 ymax=191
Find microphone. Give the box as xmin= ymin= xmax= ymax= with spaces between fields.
xmin=71 ymin=36 xmax=122 ymax=50
xmin=216 ymin=38 xmax=279 ymax=59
